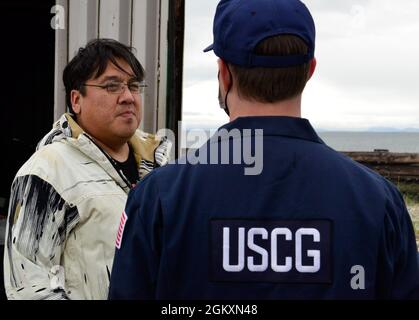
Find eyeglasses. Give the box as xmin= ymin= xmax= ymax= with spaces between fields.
xmin=82 ymin=80 xmax=147 ymax=94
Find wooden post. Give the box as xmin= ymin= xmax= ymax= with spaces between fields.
xmin=342 ymin=151 xmax=419 ymax=182
xmin=166 ymin=0 xmax=185 ymax=157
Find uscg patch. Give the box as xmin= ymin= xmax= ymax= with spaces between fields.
xmin=210 ymin=219 xmax=333 ymax=283
xmin=115 ymin=211 xmax=128 ymax=249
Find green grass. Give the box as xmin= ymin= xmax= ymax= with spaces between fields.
xmin=395 ymin=182 xmax=419 ymax=245
xmin=409 ymin=208 xmax=419 ymax=246
xmin=396 ymin=182 xmax=419 ymax=206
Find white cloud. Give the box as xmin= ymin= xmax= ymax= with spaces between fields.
xmin=303 ymin=79 xmax=419 ymax=131
xmin=183 ymin=0 xmax=218 ymax=87
xmin=182 ymin=80 xmax=228 ymax=129
xmin=183 ymin=0 xmax=419 ymax=131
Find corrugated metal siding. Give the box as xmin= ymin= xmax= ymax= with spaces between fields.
xmin=54 ymin=0 xmax=68 ymax=121
xmin=69 ymin=0 xmax=99 ymax=58
xmin=54 ymin=0 xmax=168 ymax=133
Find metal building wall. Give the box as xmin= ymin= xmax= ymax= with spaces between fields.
xmin=54 ymin=0 xmax=169 ymax=133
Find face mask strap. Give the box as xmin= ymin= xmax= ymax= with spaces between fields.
xmin=218 ymin=66 xmax=232 ymax=117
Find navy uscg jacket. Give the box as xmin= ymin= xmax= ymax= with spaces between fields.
xmin=109 ymin=117 xmax=419 ymax=299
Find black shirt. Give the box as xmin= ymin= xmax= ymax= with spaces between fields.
xmin=113 ymin=146 xmax=139 ymax=187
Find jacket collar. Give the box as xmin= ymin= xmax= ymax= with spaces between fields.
xmin=37 ymin=113 xmax=166 ymax=193
xmin=217 ymin=116 xmax=324 ymax=145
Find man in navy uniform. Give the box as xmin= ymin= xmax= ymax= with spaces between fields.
xmin=109 ymin=0 xmax=419 ymax=299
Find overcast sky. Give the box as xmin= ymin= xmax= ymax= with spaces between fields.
xmin=182 ymin=0 xmax=419 ymax=131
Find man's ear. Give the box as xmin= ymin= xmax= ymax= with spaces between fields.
xmin=308 ymin=57 xmax=317 ymax=80
xmin=217 ymin=59 xmax=232 ymax=93
xmin=70 ymin=90 xmax=82 ymax=114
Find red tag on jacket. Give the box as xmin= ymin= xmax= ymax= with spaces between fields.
xmin=116 ymin=211 xmax=128 ymax=249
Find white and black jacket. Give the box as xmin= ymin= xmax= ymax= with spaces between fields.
xmin=3 ymin=113 xmax=170 ymax=300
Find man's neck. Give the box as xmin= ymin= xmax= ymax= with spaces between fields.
xmin=228 ymin=94 xmax=302 ymax=122
xmin=93 ymin=137 xmax=130 ymax=162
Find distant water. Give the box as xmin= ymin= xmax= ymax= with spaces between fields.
xmin=318 ymin=132 xmax=419 ymax=153
xmin=183 ymin=130 xmax=419 ymax=153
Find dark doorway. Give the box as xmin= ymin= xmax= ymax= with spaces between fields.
xmin=0 ymin=0 xmax=55 ymax=300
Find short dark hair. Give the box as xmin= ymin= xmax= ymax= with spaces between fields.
xmin=229 ymin=35 xmax=311 ymax=103
xmin=63 ymin=38 xmax=145 ymax=113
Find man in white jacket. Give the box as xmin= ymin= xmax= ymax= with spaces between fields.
xmin=3 ymin=38 xmax=170 ymax=300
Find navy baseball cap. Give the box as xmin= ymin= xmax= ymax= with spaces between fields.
xmin=204 ymin=0 xmax=315 ymax=68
